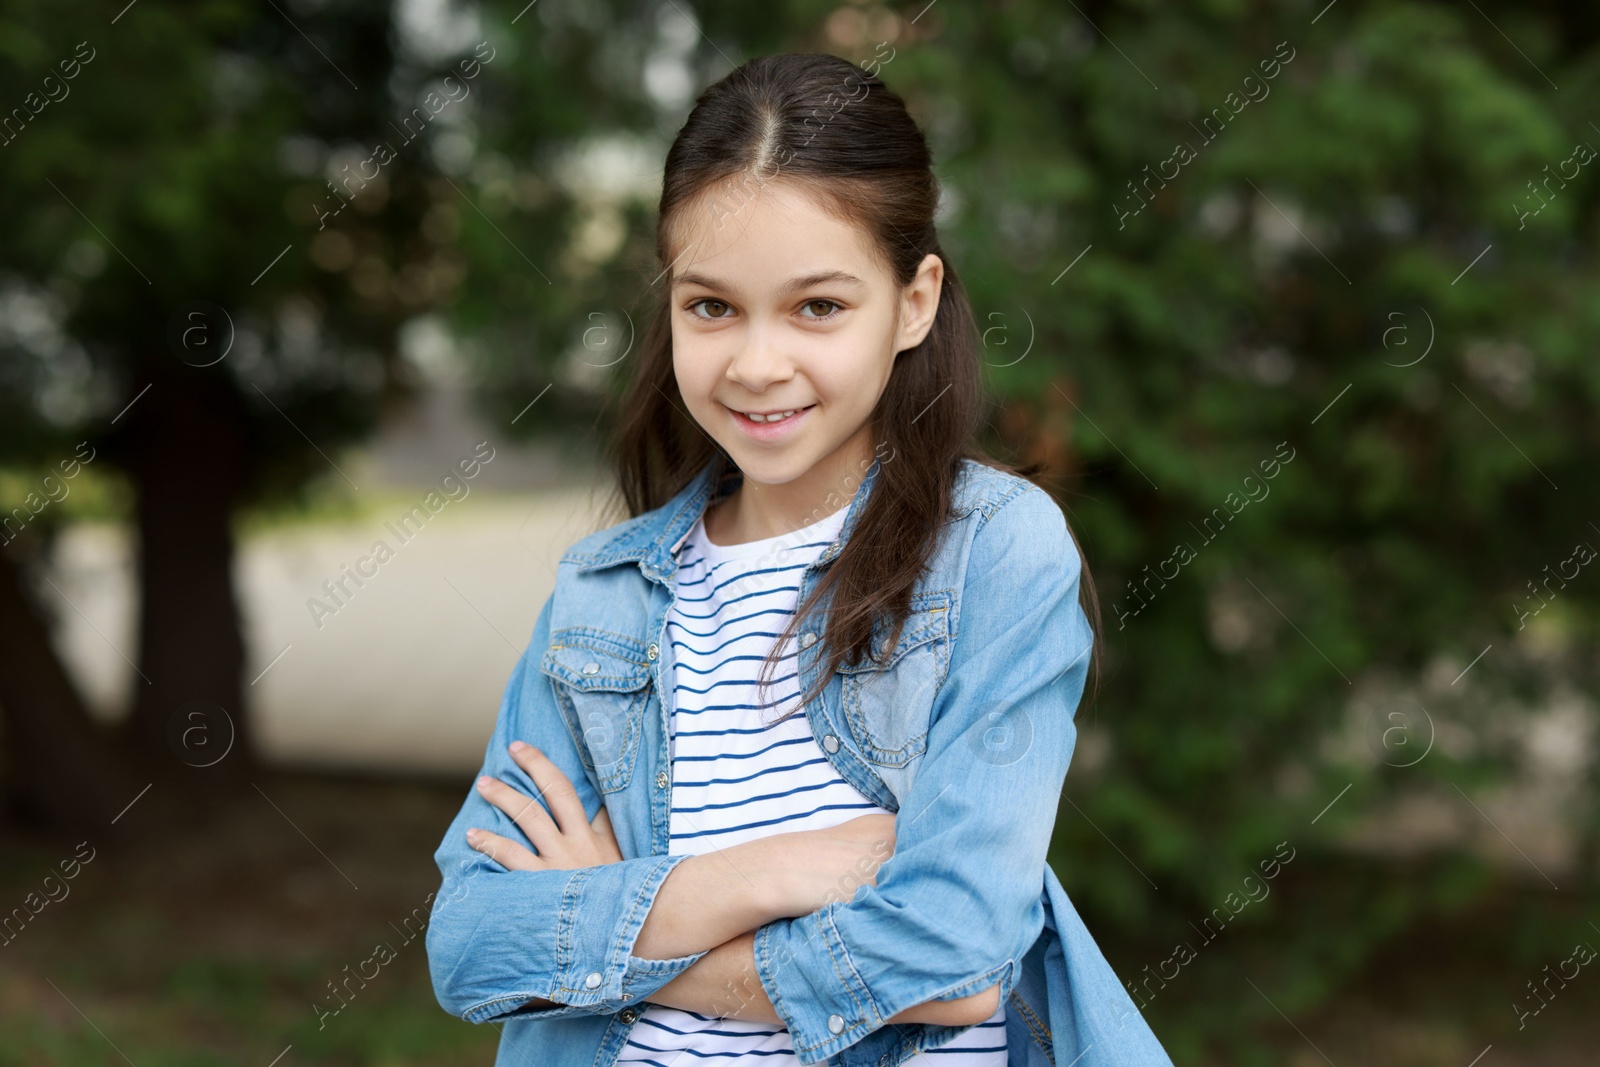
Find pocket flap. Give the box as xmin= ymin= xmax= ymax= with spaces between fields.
xmin=837 ymin=590 xmax=953 ymax=673
xmin=540 ymin=629 xmax=653 ymax=691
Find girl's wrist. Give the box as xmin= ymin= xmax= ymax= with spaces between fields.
xmin=636 ymin=846 xmax=791 ymax=961
xmin=726 ymin=833 xmax=812 ymax=921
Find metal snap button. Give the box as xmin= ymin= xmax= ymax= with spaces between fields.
xmin=620 ymin=1008 xmax=639 ymax=1023
xmin=584 ymin=971 xmax=603 ymax=989
xmin=582 ymin=662 xmax=600 ymax=675
xmin=822 ymin=734 xmax=839 ymax=753
xmin=646 ymin=643 xmax=659 ymax=660
xmin=656 ymin=770 xmax=669 ymax=789
xmin=827 ymin=1013 xmax=845 ymax=1034
xmin=800 ymin=632 xmax=818 ymax=649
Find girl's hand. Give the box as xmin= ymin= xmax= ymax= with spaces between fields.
xmin=466 ymin=740 xmax=622 ymax=871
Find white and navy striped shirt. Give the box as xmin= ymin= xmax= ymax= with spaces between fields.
xmin=614 ymin=503 xmax=1007 ymax=1067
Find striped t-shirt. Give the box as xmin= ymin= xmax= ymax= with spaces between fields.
xmin=613 ymin=500 xmax=1007 ymax=1067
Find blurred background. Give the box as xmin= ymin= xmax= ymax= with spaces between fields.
xmin=2 ymin=0 xmax=1597 ymax=1064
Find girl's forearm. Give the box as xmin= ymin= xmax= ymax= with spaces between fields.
xmin=647 ymin=929 xmax=781 ymax=1021
xmin=630 ymin=835 xmax=799 ymax=961
xmin=627 ymin=826 xmax=1001 ymax=1028
xmin=646 ymin=930 xmax=1002 ymax=1027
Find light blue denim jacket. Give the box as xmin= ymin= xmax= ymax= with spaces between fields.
xmin=425 ymin=454 xmax=1174 ymax=1067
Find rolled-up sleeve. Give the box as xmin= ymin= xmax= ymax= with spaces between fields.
xmin=425 ymin=593 xmax=708 ymax=1023
xmin=752 ymin=484 xmax=1091 ymax=1062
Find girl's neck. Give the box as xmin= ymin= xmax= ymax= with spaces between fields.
xmin=703 ymin=430 xmax=876 ymax=547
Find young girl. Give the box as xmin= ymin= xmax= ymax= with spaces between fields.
xmin=425 ymin=52 xmax=1173 ymax=1067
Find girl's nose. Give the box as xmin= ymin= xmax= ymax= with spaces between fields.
xmin=726 ymin=330 xmax=795 ymax=389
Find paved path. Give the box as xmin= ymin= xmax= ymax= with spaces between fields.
xmin=48 ymin=482 xmax=616 ymax=775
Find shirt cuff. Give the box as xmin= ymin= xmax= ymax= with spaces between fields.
xmin=753 ymin=905 xmax=1019 ymax=1063
xmin=460 ymin=853 xmax=708 ymax=1022
xmin=753 ymin=904 xmax=881 ymax=1061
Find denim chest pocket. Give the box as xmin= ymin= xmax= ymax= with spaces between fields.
xmin=539 ymin=628 xmax=652 ymax=793
xmin=836 ymin=590 xmax=954 ymax=767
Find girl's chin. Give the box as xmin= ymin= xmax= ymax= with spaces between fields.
xmin=719 ymin=448 xmax=823 ymax=487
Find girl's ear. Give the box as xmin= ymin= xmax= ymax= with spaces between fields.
xmin=895 ymin=253 xmax=945 ymax=355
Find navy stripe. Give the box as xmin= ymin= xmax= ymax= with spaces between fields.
xmin=621 ymin=1041 xmax=793 ymax=1058
xmin=666 ymin=586 xmax=802 ymax=620
xmin=669 ymin=628 xmax=794 ymax=659
xmin=671 ymin=756 xmax=832 ymax=789
xmin=633 ymin=1017 xmax=784 ymax=1039
xmin=675 ymin=723 xmax=792 ymax=738
xmin=662 ymin=606 xmax=795 ymax=640
xmin=671 ymin=801 xmax=881 ymax=839
xmin=672 ymin=778 xmax=843 ymax=814
xmin=671 ymin=735 xmax=813 ymax=764
xmin=668 ymin=651 xmax=799 ymax=681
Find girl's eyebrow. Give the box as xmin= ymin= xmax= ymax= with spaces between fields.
xmin=672 ymin=269 xmax=867 ymax=295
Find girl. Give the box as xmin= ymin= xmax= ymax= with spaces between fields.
xmin=425 ymin=52 xmax=1173 ymax=1067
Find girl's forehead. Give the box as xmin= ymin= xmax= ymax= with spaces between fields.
xmin=664 ymin=184 xmax=885 ymax=289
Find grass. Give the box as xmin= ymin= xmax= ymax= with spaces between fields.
xmin=0 ymin=774 xmax=498 ymax=1067
xmin=0 ymin=773 xmax=1593 ymax=1065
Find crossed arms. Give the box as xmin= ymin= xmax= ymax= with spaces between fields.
xmin=424 ymin=485 xmax=1090 ymax=1060
xmin=462 ymin=737 xmax=1001 ymax=1028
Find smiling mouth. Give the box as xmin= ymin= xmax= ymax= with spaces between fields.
xmin=731 ymin=404 xmax=816 ymax=423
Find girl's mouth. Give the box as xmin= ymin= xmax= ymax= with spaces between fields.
xmin=727 ymin=403 xmax=816 ymax=440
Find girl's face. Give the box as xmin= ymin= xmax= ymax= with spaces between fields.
xmin=668 ymin=181 xmax=942 ymax=508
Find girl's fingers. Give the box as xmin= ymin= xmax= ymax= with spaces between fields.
xmin=466 ymin=827 xmax=543 ymax=871
xmin=476 ymin=773 xmax=559 ymax=849
xmin=508 ymin=742 xmax=589 ymax=837
xmin=474 ymin=745 xmax=624 ymax=869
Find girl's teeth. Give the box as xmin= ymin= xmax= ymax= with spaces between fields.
xmin=748 ymin=409 xmax=797 ymax=423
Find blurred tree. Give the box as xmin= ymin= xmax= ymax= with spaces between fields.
xmin=0 ymin=0 xmax=475 ymax=820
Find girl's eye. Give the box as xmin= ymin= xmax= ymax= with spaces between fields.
xmin=687 ymin=298 xmax=733 ymax=320
xmin=686 ymin=298 xmax=843 ymax=321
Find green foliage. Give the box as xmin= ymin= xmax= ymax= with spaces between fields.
xmin=2 ymin=0 xmax=1597 ymax=1059
xmin=0 ymin=0 xmax=469 ymax=506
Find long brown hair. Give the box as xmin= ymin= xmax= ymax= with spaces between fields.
xmin=601 ymin=52 xmax=1101 ymax=721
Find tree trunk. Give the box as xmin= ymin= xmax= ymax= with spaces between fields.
xmin=119 ymin=366 xmax=259 ymax=788
xmin=0 ymin=541 xmax=141 ymax=828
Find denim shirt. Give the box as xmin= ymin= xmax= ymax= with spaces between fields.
xmin=424 ymin=454 xmax=1174 ymax=1067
